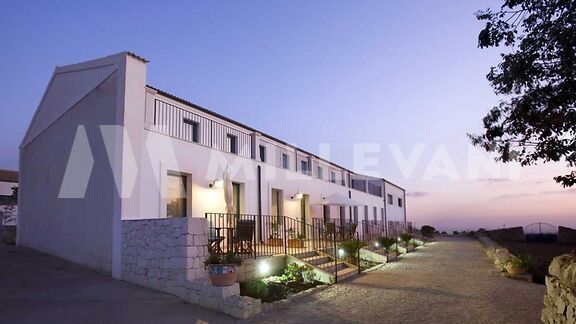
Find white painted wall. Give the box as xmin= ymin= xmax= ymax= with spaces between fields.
xmin=385 ymin=181 xmax=406 ymax=223
xmin=18 ymin=53 xmax=139 ymax=275
xmin=0 ymin=181 xmax=17 ymax=196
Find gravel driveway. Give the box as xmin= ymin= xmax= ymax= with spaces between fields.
xmin=252 ymin=236 xmax=545 ymax=324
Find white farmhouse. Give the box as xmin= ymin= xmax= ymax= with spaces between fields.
xmin=18 ymin=52 xmax=407 ymax=282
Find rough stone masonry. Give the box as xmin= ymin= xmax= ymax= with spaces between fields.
xmin=542 ymin=253 xmax=576 ymax=324
xmin=121 ymin=217 xmax=261 ymax=319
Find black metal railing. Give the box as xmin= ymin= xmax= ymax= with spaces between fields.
xmin=206 ymin=213 xmax=341 ymax=260
xmin=359 ymin=220 xmax=386 ymax=243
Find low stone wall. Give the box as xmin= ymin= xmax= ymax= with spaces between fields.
xmin=485 ymin=226 xmax=525 ymax=242
xmin=558 ymin=226 xmax=576 ymax=245
xmin=121 ymin=217 xmax=261 ymax=319
xmin=360 ymin=248 xmax=388 ymax=263
xmin=237 ymin=255 xmax=286 ymax=283
xmin=542 ymin=254 xmax=576 ymax=323
xmin=478 ymin=235 xmax=514 ymax=271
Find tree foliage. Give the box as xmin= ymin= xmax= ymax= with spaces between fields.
xmin=420 ymin=225 xmax=436 ymax=237
xmin=471 ymin=0 xmax=576 ymax=187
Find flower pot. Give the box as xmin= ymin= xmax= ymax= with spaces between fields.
xmin=267 ymin=238 xmax=283 ymax=246
xmin=505 ymin=264 xmax=527 ymax=275
xmin=288 ymin=239 xmax=305 ymax=248
xmin=207 ymin=264 xmax=238 ymax=287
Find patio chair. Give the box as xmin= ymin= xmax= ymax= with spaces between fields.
xmin=207 ymin=222 xmax=225 ymax=254
xmin=344 ymin=222 xmax=358 ymax=240
xmin=234 ymin=219 xmax=255 ymax=255
xmin=323 ymin=222 xmax=336 ymax=241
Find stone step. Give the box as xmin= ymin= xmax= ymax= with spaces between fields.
xmin=320 ymin=261 xmax=348 ymax=273
xmin=303 ymin=255 xmax=333 ymax=266
xmin=292 ymin=250 xmax=319 ymax=260
xmin=336 ymin=267 xmax=358 ymax=281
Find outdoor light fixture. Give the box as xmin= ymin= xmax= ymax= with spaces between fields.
xmin=338 ymin=248 xmax=345 ymax=257
xmin=290 ymin=191 xmax=303 ymax=200
xmin=258 ymin=261 xmax=270 ymax=275
xmin=374 ymin=242 xmax=380 ymax=248
xmin=208 ymin=179 xmax=223 ymax=188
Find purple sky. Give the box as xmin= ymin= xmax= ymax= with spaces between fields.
xmin=1 ymin=0 xmax=573 ymax=231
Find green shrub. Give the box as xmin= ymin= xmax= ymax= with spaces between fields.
xmin=399 ymin=233 xmax=413 ymax=245
xmin=507 ymin=254 xmax=537 ymax=271
xmin=265 ymin=282 xmax=288 ymax=302
xmin=242 ymin=279 xmax=268 ymax=300
xmin=281 ymin=263 xmax=315 ymax=283
xmin=340 ymin=239 xmax=367 ymax=256
xmin=204 ymin=251 xmax=242 ymax=267
xmin=377 ymin=237 xmax=397 ymax=251
xmin=339 ymin=239 xmax=366 ymax=264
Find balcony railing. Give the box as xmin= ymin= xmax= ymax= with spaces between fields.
xmin=206 ymin=213 xmax=337 ymax=259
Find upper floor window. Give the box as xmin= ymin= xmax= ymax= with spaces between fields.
xmin=387 ymin=194 xmax=393 ymax=205
xmin=259 ymin=145 xmax=266 ymax=162
xmin=300 ymin=160 xmax=308 ymax=174
xmin=330 ymin=171 xmax=336 ymax=184
xmin=183 ymin=118 xmax=199 ymax=143
xmin=282 ymin=153 xmax=289 ymax=169
xmin=398 ymin=198 xmax=403 ymax=207
xmin=317 ymin=166 xmax=323 ymax=179
xmin=226 ymin=134 xmax=238 ymax=154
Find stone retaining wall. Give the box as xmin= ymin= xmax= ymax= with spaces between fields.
xmin=121 ymin=217 xmax=261 ymax=319
xmin=558 ymin=226 xmax=576 ymax=245
xmin=485 ymin=227 xmax=525 ymax=242
xmin=478 ymin=235 xmax=514 ymax=271
xmin=542 ymin=254 xmax=576 ymax=323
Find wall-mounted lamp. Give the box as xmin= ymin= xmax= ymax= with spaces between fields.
xmin=209 ymin=179 xmax=223 ymax=188
xmin=290 ymin=191 xmax=304 ymax=200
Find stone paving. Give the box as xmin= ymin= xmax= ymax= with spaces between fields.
xmin=252 ymin=236 xmax=546 ymax=324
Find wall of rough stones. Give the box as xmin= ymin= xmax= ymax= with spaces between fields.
xmin=478 ymin=235 xmax=514 ymax=271
xmin=485 ymin=227 xmax=525 ymax=242
xmin=121 ymin=217 xmax=261 ymax=319
xmin=542 ymin=254 xmax=576 ymax=323
xmin=558 ymin=226 xmax=576 ymax=245
xmin=121 ymin=217 xmax=209 ymax=292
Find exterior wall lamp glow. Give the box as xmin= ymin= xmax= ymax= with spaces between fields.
xmin=209 ymin=179 xmax=223 ymax=188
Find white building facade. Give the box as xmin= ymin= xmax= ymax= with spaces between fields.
xmin=18 ymin=52 xmax=406 ymax=278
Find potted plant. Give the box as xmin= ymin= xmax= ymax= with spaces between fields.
xmin=287 ymin=228 xmax=305 ymax=248
xmin=505 ymin=255 xmax=529 ymax=275
xmin=204 ymin=251 xmax=242 ymax=287
xmin=377 ymin=237 xmax=398 ymax=261
xmin=267 ymin=221 xmax=283 ymax=246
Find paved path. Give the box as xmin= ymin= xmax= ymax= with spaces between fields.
xmin=252 ymin=237 xmax=546 ymax=324
xmin=0 ymin=243 xmax=235 ymax=324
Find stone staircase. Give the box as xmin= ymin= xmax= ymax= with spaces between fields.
xmin=291 ymin=250 xmax=358 ymax=282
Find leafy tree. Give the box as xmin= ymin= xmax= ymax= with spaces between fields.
xmin=420 ymin=225 xmax=436 ymax=237
xmin=470 ymin=0 xmax=576 ymax=187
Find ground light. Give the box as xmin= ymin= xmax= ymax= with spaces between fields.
xmin=338 ymin=249 xmax=345 ymax=257
xmin=258 ymin=261 xmax=270 ymax=275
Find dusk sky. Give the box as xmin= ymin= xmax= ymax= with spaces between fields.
xmin=1 ymin=0 xmax=574 ymax=231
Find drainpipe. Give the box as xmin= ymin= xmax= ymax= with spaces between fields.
xmin=383 ymin=180 xmax=388 ymax=237
xmin=257 ymin=165 xmax=262 ymax=242
xmin=403 ymin=189 xmax=407 ymax=227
